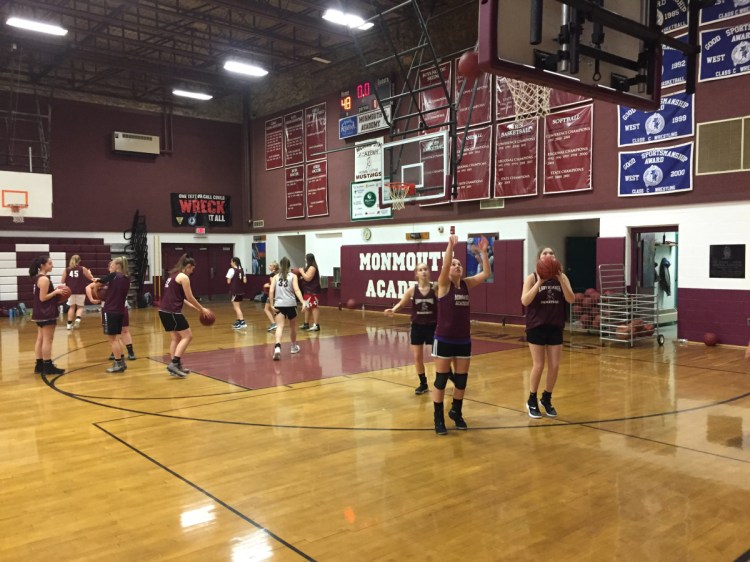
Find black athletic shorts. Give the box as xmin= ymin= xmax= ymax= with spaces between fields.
xmin=34 ymin=319 xmax=57 ymax=327
xmin=159 ymin=310 xmax=190 ymax=332
xmin=103 ymin=312 xmax=124 ymax=336
xmin=274 ymin=306 xmax=298 ymax=320
xmin=526 ymin=325 xmax=564 ymax=346
xmin=411 ymin=322 xmax=436 ymax=346
xmin=432 ymin=339 xmax=472 ymax=359
xmin=231 ymin=293 xmax=244 ymax=302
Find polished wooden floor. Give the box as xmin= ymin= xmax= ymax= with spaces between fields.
xmin=1 ymin=303 xmax=749 ymax=561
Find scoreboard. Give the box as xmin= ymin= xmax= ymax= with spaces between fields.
xmin=339 ymin=76 xmax=392 ymax=139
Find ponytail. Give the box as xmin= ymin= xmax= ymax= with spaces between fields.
xmin=68 ymin=254 xmax=81 ymax=269
xmin=279 ymin=256 xmax=290 ymax=278
xmin=170 ymin=253 xmax=196 ymax=274
xmin=113 ymin=256 xmax=130 ymax=276
xmin=29 ymin=255 xmax=50 ymax=277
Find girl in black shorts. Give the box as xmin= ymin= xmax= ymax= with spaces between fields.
xmin=520 ymin=247 xmax=575 ymax=418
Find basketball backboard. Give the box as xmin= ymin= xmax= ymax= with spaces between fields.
xmin=0 ymin=171 xmax=53 ymax=219
xmin=478 ymin=0 xmax=699 ymax=110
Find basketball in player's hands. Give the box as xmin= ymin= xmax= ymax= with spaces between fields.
xmin=457 ymin=51 xmax=482 ymax=80
xmin=92 ymin=284 xmax=108 ymax=303
xmin=536 ymin=256 xmax=562 ymax=280
xmin=346 ymin=298 xmax=357 ymax=309
xmin=200 ymin=309 xmax=216 ymax=326
xmin=57 ymin=285 xmax=72 ymax=303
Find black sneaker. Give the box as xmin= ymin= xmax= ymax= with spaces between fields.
xmin=299 ymin=323 xmax=310 ymax=330
xmin=34 ymin=360 xmax=42 ymax=374
xmin=526 ymin=401 xmax=543 ymax=419
xmin=448 ymin=409 xmax=468 ymax=430
xmin=106 ymin=360 xmax=127 ymax=373
xmin=414 ymin=382 xmax=429 ymax=395
xmin=434 ymin=417 xmax=448 ymax=435
xmin=127 ymin=352 xmax=137 ymax=360
xmin=167 ymin=363 xmax=188 ymax=378
xmin=42 ymin=363 xmax=65 ymax=375
xmin=540 ymin=399 xmax=557 ymax=418
xmin=108 ymin=353 xmax=115 ymax=361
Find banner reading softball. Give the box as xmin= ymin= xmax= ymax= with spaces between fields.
xmin=699 ymin=23 xmax=750 ymax=82
xmin=618 ymin=142 xmax=693 ymax=197
xmin=265 ymin=117 xmax=283 ymax=170
xmin=495 ymin=119 xmax=538 ymax=198
xmin=305 ymin=160 xmax=328 ymax=217
xmin=454 ymin=125 xmax=492 ymax=202
xmin=284 ymin=110 xmax=304 ymax=166
xmin=285 ymin=165 xmax=305 ymax=220
xmin=305 ymin=102 xmax=326 ymax=162
xmin=455 ymin=60 xmax=491 ymax=128
xmin=419 ymin=62 xmax=451 ymax=131
xmin=543 ymin=105 xmax=593 ymax=194
xmin=618 ymin=91 xmax=694 ymax=146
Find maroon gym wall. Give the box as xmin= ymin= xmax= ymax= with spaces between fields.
xmin=6 ymin=97 xmax=244 ymax=233
xmin=678 ymin=289 xmax=750 ymax=347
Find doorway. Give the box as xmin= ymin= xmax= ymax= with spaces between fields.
xmin=630 ymin=227 xmax=678 ymax=325
xmin=161 ymin=243 xmax=234 ymax=300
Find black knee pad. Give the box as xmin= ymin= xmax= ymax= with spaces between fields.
xmin=434 ymin=371 xmax=450 ymax=390
xmin=453 ymin=373 xmax=468 ymax=390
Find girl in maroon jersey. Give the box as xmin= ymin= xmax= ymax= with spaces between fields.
xmin=226 ymin=257 xmax=247 ymax=330
xmin=384 ymin=262 xmax=437 ymax=395
xmin=61 ymin=254 xmax=93 ymax=330
xmin=263 ymin=261 xmax=280 ymax=332
xmin=431 ymin=235 xmax=490 ymax=435
xmin=158 ymin=254 xmax=212 ymax=378
xmin=29 ymin=255 xmax=65 ymax=375
xmin=521 ymin=247 xmax=575 ymax=418
xmin=298 ymin=253 xmax=321 ymax=331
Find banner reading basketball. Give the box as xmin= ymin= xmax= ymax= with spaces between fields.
xmin=495 ymin=119 xmax=538 ymax=198
xmin=543 ymin=105 xmax=593 ymax=194
xmin=171 ymin=193 xmax=232 ymax=227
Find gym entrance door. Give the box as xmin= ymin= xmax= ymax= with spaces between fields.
xmin=161 ymin=243 xmax=234 ymax=300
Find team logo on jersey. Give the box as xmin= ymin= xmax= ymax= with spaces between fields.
xmin=643 ymin=165 xmax=664 ymax=187
xmin=731 ymin=41 xmax=750 ymax=66
xmin=645 ymin=113 xmax=665 ymax=135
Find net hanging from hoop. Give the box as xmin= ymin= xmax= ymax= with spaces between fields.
xmin=506 ymin=78 xmax=551 ymax=121
xmin=9 ymin=205 xmax=27 ymax=223
xmin=386 ymin=182 xmax=415 ymax=211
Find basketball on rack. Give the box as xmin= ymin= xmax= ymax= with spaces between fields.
xmin=92 ymin=284 xmax=108 ymax=303
xmin=536 ymin=256 xmax=561 ymax=280
xmin=57 ymin=285 xmax=72 ymax=303
xmin=346 ymin=298 xmax=357 ymax=310
xmin=199 ymin=310 xmax=216 ymax=326
xmin=457 ymin=51 xmax=481 ymax=80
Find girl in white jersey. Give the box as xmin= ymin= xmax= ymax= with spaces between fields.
xmin=268 ymin=256 xmax=308 ymax=361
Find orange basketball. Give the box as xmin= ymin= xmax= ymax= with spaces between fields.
xmin=346 ymin=298 xmax=357 ymax=310
xmin=199 ymin=310 xmax=216 ymax=326
xmin=57 ymin=285 xmax=72 ymax=303
xmin=457 ymin=50 xmax=481 ymax=80
xmin=92 ymin=284 xmax=108 ymax=303
xmin=703 ymin=332 xmax=718 ymax=346
xmin=536 ymin=256 xmax=561 ymax=280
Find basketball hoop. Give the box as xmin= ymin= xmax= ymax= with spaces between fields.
xmin=386 ymin=182 xmax=415 ymax=211
xmin=9 ymin=204 xmax=27 ymax=223
xmin=506 ymin=78 xmax=551 ymax=121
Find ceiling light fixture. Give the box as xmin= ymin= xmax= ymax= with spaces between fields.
xmin=6 ymin=16 xmax=67 ymax=36
xmin=322 ymin=8 xmax=372 ymax=30
xmin=223 ymin=60 xmax=268 ymax=77
xmin=172 ymin=89 xmax=213 ymax=101
xmin=312 ymin=56 xmax=332 ymax=64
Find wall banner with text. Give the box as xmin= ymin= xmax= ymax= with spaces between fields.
xmin=350 ymin=181 xmax=392 ymax=221
xmin=285 ymin=165 xmax=305 ymax=220
xmin=265 ymin=117 xmax=283 ymax=170
xmin=284 ymin=110 xmax=304 ymax=166
xmin=171 ymin=193 xmax=231 ymax=227
xmin=701 ymin=1 xmax=750 ymax=25
xmin=455 ymin=59 xmax=491 ymax=128
xmin=454 ymin=125 xmax=492 ymax=202
xmin=495 ymin=119 xmax=538 ymax=198
xmin=306 ymin=160 xmax=329 ymax=217
xmin=658 ymin=0 xmax=688 ymax=32
xmin=543 ymin=105 xmax=593 ymax=194
xmin=618 ymin=91 xmax=694 ymax=146
xmin=305 ymin=102 xmax=327 ymax=162
xmin=662 ymin=35 xmax=688 ymax=89
xmin=699 ymin=23 xmax=750 ymax=83
xmin=354 ymin=138 xmax=383 ymax=182
xmin=419 ymin=62 xmax=452 ymax=131
xmin=618 ymin=142 xmax=693 ymax=197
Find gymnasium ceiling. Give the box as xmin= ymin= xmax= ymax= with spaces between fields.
xmin=0 ymin=0 xmax=476 ymax=119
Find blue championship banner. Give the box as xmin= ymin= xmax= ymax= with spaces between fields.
xmin=662 ymin=35 xmax=688 ymax=89
xmin=618 ymin=91 xmax=694 ymax=146
xmin=700 ymin=23 xmax=750 ymax=82
xmin=701 ymin=0 xmax=750 ymax=25
xmin=657 ymin=0 xmax=688 ymax=33
xmin=618 ymin=142 xmax=693 ymax=197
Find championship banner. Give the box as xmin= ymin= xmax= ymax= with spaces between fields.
xmin=419 ymin=62 xmax=452 ymax=131
xmin=662 ymin=35 xmax=688 ymax=89
xmin=419 ymin=134 xmax=449 ymax=207
xmin=285 ymin=165 xmax=305 ymax=220
xmin=171 ymin=193 xmax=231 ymax=227
xmin=618 ymin=142 xmax=693 ymax=197
xmin=549 ymin=89 xmax=591 ymax=110
xmin=284 ymin=110 xmax=304 ymax=166
xmin=354 ymin=138 xmax=383 ymax=182
xmin=657 ymin=0 xmax=688 ymax=33
xmin=496 ymin=77 xmax=515 ymax=121
xmin=455 ymin=59 xmax=491 ymax=128
xmin=699 ymin=23 xmax=750 ymax=82
xmin=305 ymin=102 xmax=326 ymax=162
xmin=454 ymin=125 xmax=492 ymax=202
xmin=265 ymin=117 xmax=283 ymax=170
xmin=618 ymin=91 xmax=694 ymax=146
xmin=305 ymin=160 xmax=328 ymax=217
xmin=340 ymin=243 xmax=462 ymax=306
xmin=495 ymin=119 xmax=538 ymax=198
xmin=350 ymin=180 xmax=392 ymax=221
xmin=701 ymin=0 xmax=750 ymax=24
xmin=543 ymin=105 xmax=593 ymax=194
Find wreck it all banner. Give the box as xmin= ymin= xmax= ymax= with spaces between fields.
xmin=618 ymin=91 xmax=694 ymax=147
xmin=171 ymin=193 xmax=231 ymax=227
xmin=618 ymin=142 xmax=693 ymax=197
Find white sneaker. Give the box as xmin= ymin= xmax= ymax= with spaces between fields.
xmin=290 ymin=344 xmax=300 ymax=354
xmin=66 ymin=323 xmax=73 ymax=331
xmin=74 ymin=318 xmax=81 ymax=328
xmin=272 ymin=346 xmax=281 ymax=361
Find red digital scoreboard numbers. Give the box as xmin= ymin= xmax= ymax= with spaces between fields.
xmin=339 ymin=76 xmax=392 ymax=119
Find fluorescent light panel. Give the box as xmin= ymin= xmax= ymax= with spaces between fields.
xmin=312 ymin=56 xmax=331 ymax=64
xmin=322 ymin=8 xmax=372 ymax=30
xmin=6 ymin=16 xmax=67 ymax=36
xmin=172 ymin=89 xmax=213 ymax=101
xmin=223 ymin=60 xmax=268 ymax=77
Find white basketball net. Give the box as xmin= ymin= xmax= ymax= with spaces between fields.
xmin=506 ymin=79 xmax=551 ymax=121
xmin=9 ymin=205 xmax=26 ymax=223
xmin=386 ymin=183 xmax=414 ymax=211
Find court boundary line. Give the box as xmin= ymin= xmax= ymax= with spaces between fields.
xmin=93 ymin=423 xmax=316 ymax=562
